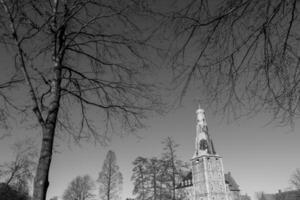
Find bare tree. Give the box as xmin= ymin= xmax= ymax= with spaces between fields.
xmin=256 ymin=192 xmax=267 ymax=200
xmin=131 ymin=138 xmax=188 ymax=200
xmin=156 ymin=0 xmax=300 ymax=126
xmin=157 ymin=159 xmax=170 ymax=200
xmin=161 ymin=136 xmax=181 ymax=200
xmin=146 ymin=157 xmax=165 ymax=200
xmin=241 ymin=194 xmax=251 ymax=200
xmin=0 ymin=138 xmax=37 ymax=196
xmin=98 ymin=150 xmax=123 ymax=200
xmin=131 ymin=157 xmax=150 ymax=200
xmin=0 ymin=1 xmax=161 ymax=199
xmin=63 ymin=175 xmax=95 ymax=200
xmin=291 ymin=168 xmax=300 ymax=189
xmin=131 ymin=157 xmax=170 ymax=200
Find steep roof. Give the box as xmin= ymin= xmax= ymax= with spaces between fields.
xmin=176 ymin=171 xmax=193 ymax=188
xmin=225 ymin=172 xmax=240 ymax=191
xmin=176 ymin=171 xmax=240 ymax=192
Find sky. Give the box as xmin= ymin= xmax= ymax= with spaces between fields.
xmin=1 ymin=95 xmax=300 ymax=200
xmin=47 ymin=103 xmax=300 ymax=200
xmin=0 ymin=45 xmax=299 ymax=199
xmin=0 ymin=1 xmax=300 ymax=200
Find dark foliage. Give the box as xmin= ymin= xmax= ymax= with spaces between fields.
xmin=0 ymin=183 xmax=29 ymax=200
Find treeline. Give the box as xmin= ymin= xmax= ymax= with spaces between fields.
xmin=0 ymin=136 xmax=187 ymax=200
xmin=60 ymin=137 xmax=186 ymax=200
xmin=0 ymin=142 xmax=123 ymax=200
xmin=131 ymin=137 xmax=189 ymax=200
xmin=61 ymin=150 xmax=123 ymax=200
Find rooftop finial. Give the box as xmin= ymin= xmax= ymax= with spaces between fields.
xmin=196 ymin=104 xmax=205 ymax=124
xmin=197 ymin=100 xmax=202 ymax=109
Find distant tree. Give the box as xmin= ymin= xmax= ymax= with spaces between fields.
xmin=290 ymin=168 xmax=300 ymax=200
xmin=241 ymin=194 xmax=251 ymax=200
xmin=0 ymin=138 xmax=37 ymax=196
xmin=157 ymin=159 xmax=170 ymax=200
xmin=148 ymin=157 xmax=160 ymax=200
xmin=161 ymin=137 xmax=181 ymax=200
xmin=62 ymin=175 xmax=95 ymax=200
xmin=144 ymin=157 xmax=172 ymax=200
xmin=256 ymin=192 xmax=267 ymax=200
xmin=131 ymin=138 xmax=187 ymax=200
xmin=275 ymin=192 xmax=288 ymax=200
xmin=98 ymin=150 xmax=123 ymax=200
xmin=291 ymin=168 xmax=300 ymax=189
xmin=131 ymin=156 xmax=164 ymax=200
xmin=131 ymin=157 xmax=150 ymax=200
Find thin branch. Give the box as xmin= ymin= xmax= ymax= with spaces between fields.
xmin=282 ymin=0 xmax=296 ymax=57
xmin=0 ymin=0 xmax=45 ymax=125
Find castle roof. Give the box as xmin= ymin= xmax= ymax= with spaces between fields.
xmin=176 ymin=171 xmax=193 ymax=188
xmin=176 ymin=171 xmax=240 ymax=192
xmin=225 ymin=172 xmax=240 ymax=191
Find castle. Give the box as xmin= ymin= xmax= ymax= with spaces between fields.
xmin=176 ymin=105 xmax=241 ymax=200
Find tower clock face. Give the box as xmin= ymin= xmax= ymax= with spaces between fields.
xmin=199 ymin=139 xmax=208 ymax=150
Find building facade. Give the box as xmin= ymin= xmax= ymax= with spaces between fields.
xmin=176 ymin=106 xmax=240 ymax=200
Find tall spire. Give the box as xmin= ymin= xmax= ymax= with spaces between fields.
xmin=194 ymin=104 xmax=216 ymax=157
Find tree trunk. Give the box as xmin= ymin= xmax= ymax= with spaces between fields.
xmin=32 ymin=56 xmax=62 ymax=200
xmin=107 ymin=159 xmax=112 ymax=200
xmin=33 ymin=124 xmax=56 ymax=200
xmin=0 ymin=6 xmax=55 ymax=199
xmin=171 ymin=157 xmax=176 ymax=200
xmin=153 ymin=173 xmax=157 ymax=200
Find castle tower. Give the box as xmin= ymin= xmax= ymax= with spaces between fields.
xmin=192 ymin=105 xmax=228 ymax=200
